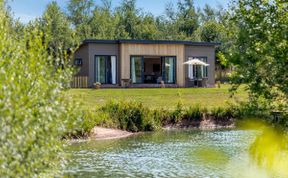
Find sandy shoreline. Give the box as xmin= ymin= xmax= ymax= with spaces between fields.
xmin=89 ymin=127 xmax=134 ymax=141
xmin=68 ymin=119 xmax=235 ymax=142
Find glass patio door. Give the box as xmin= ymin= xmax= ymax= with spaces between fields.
xmin=131 ymin=56 xmax=143 ymax=84
xmin=162 ymin=57 xmax=176 ymax=84
xmin=130 ymin=56 xmax=176 ymax=84
xmin=95 ymin=56 xmax=117 ymax=84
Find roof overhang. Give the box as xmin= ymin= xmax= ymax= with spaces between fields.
xmin=82 ymin=39 xmax=221 ymax=46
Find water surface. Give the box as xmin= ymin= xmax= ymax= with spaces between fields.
xmin=65 ymin=129 xmax=278 ymax=178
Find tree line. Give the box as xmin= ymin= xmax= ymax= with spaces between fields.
xmin=0 ymin=0 xmax=287 ymax=177
xmin=19 ymin=0 xmax=232 ymax=57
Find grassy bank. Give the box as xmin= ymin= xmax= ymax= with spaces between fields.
xmin=66 ymin=99 xmax=271 ymax=138
xmin=65 ymin=85 xmax=287 ymax=138
xmin=67 ymin=84 xmax=247 ymax=109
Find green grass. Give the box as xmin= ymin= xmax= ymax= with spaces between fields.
xmin=67 ymin=85 xmax=247 ymax=109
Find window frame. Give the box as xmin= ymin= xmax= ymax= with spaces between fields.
xmin=188 ymin=56 xmax=208 ymax=79
xmin=74 ymin=58 xmax=83 ymax=66
xmin=94 ymin=55 xmax=117 ymax=84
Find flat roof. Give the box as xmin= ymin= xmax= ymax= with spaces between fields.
xmin=83 ymin=39 xmax=221 ymax=46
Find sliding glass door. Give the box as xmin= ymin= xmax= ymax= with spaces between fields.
xmin=95 ymin=56 xmax=117 ymax=84
xmin=130 ymin=56 xmax=176 ymax=84
xmin=162 ymin=57 xmax=176 ymax=84
xmin=131 ymin=56 xmax=143 ymax=84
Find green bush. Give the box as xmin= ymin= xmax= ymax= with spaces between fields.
xmin=210 ymin=104 xmax=241 ymax=122
xmin=0 ymin=6 xmax=79 ymax=177
xmin=64 ymin=109 xmax=111 ymax=139
xmin=183 ymin=105 xmax=205 ymax=121
xmin=101 ymin=100 xmax=148 ymax=132
xmin=169 ymin=102 xmax=184 ymax=123
xmin=150 ymin=108 xmax=170 ymax=127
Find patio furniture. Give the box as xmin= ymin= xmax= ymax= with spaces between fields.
xmin=157 ymin=77 xmax=163 ymax=84
xmin=202 ymin=78 xmax=208 ymax=88
xmin=186 ymin=78 xmax=195 ymax=87
xmin=183 ymin=58 xmax=210 ymax=88
xmin=183 ymin=58 xmax=210 ymax=66
xmin=121 ymin=79 xmax=131 ymax=88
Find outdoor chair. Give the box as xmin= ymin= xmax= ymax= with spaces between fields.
xmin=186 ymin=78 xmax=195 ymax=87
xmin=121 ymin=79 xmax=131 ymax=88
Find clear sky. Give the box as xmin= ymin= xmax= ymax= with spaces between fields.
xmin=8 ymin=0 xmax=230 ymax=23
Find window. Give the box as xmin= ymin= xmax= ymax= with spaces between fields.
xmin=188 ymin=57 xmax=208 ymax=79
xmin=95 ymin=56 xmax=117 ymax=84
xmin=130 ymin=56 xmax=176 ymax=84
xmin=162 ymin=57 xmax=176 ymax=84
xmin=131 ymin=56 xmax=143 ymax=84
xmin=74 ymin=58 xmax=82 ymax=66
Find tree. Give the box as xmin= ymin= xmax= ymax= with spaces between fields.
xmin=116 ymin=0 xmax=141 ymax=39
xmin=90 ymin=1 xmax=117 ymax=39
xmin=136 ymin=14 xmax=159 ymax=40
xmin=200 ymin=4 xmax=216 ymax=22
xmin=229 ymin=0 xmax=288 ymax=112
xmin=199 ymin=20 xmax=224 ymax=42
xmin=67 ymin=0 xmax=94 ymax=40
xmin=41 ymin=1 xmax=74 ymax=55
xmin=163 ymin=0 xmax=199 ymax=40
xmin=176 ymin=0 xmax=199 ymax=37
xmin=67 ymin=0 xmax=93 ymax=26
xmin=0 ymin=2 xmax=80 ymax=177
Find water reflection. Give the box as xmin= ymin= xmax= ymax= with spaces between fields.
xmin=65 ymin=126 xmax=288 ymax=178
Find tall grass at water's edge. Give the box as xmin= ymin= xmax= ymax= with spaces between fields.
xmin=65 ymin=100 xmax=287 ymax=138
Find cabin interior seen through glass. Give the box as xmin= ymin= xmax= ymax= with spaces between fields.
xmin=94 ymin=56 xmax=117 ymax=84
xmin=131 ymin=56 xmax=176 ymax=84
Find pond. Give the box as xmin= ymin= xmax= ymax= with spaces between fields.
xmin=65 ymin=129 xmax=285 ymax=178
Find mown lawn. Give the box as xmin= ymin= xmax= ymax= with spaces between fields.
xmin=67 ymin=85 xmax=247 ymax=109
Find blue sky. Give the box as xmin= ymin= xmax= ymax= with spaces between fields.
xmin=8 ymin=0 xmax=229 ymax=23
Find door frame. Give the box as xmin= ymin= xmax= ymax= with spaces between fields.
xmin=130 ymin=55 xmax=177 ymax=84
xmin=161 ymin=56 xmax=177 ymax=84
xmin=130 ymin=56 xmax=145 ymax=84
xmin=94 ymin=55 xmax=117 ymax=84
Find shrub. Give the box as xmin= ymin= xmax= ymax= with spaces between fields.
xmin=0 ymin=7 xmax=79 ymax=177
xmin=64 ymin=109 xmax=111 ymax=139
xmin=183 ymin=105 xmax=205 ymax=121
xmin=150 ymin=108 xmax=170 ymax=127
xmin=169 ymin=102 xmax=184 ymax=123
xmin=100 ymin=100 xmax=148 ymax=132
xmin=210 ymin=106 xmax=237 ymax=122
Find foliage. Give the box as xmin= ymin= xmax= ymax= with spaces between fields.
xmin=210 ymin=107 xmax=234 ymax=122
xmin=41 ymin=1 xmax=75 ymax=55
xmin=229 ymin=0 xmax=288 ymax=113
xmin=67 ymin=0 xmax=94 ymax=40
xmin=148 ymin=108 xmax=170 ymax=128
xmin=64 ymin=109 xmax=110 ymax=139
xmin=100 ymin=100 xmax=150 ymax=132
xmin=183 ymin=105 xmax=205 ymax=121
xmin=0 ymin=2 xmax=80 ymax=177
xmin=170 ymin=102 xmax=184 ymax=123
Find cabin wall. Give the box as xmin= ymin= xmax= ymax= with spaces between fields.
xmin=185 ymin=46 xmax=216 ymax=87
xmin=88 ymin=43 xmax=120 ymax=86
xmin=74 ymin=44 xmax=89 ymax=77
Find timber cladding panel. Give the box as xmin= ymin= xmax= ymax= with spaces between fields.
xmin=120 ymin=43 xmax=185 ymax=87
